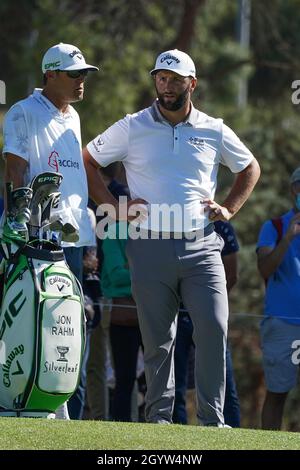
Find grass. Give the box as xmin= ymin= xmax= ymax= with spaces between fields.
xmin=0 ymin=418 xmax=300 ymax=450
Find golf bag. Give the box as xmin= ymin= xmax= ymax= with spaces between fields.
xmin=0 ymin=172 xmax=85 ymax=417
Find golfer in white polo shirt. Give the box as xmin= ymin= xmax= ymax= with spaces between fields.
xmin=83 ymin=49 xmax=261 ymax=426
xmin=3 ymin=42 xmax=99 ymax=277
xmin=2 ymin=42 xmax=99 ymax=420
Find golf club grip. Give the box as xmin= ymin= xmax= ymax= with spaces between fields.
xmin=6 ymin=182 xmax=13 ymax=214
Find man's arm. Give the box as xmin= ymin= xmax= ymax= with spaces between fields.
xmin=257 ymin=212 xmax=300 ymax=280
xmin=5 ymin=153 xmax=27 ymax=187
xmin=83 ymin=148 xmax=121 ymax=208
xmin=83 ymin=147 xmax=147 ymax=220
xmin=4 ymin=153 xmax=28 ymax=210
xmin=204 ymin=158 xmax=261 ymax=221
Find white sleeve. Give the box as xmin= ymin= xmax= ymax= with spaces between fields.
xmin=220 ymin=123 xmax=254 ymax=173
xmin=2 ymin=104 xmax=29 ymax=161
xmin=86 ymin=115 xmax=129 ymax=167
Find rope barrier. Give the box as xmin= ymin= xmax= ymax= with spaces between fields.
xmin=93 ymin=302 xmax=300 ymax=322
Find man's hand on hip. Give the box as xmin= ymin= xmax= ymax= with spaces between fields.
xmin=202 ymin=198 xmax=233 ymax=222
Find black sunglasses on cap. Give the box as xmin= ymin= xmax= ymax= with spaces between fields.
xmin=57 ymin=69 xmax=89 ymax=79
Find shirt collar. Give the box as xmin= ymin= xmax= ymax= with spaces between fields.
xmin=150 ymin=99 xmax=201 ymax=127
xmin=32 ymin=88 xmax=72 ymax=118
xmin=150 ymin=100 xmax=166 ymax=123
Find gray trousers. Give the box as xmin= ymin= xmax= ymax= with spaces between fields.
xmin=126 ymin=230 xmax=228 ymax=425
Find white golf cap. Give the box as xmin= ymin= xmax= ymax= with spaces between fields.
xmin=42 ymin=43 xmax=99 ymax=73
xmin=150 ymin=49 xmax=196 ymax=78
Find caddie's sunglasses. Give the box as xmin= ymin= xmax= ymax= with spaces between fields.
xmin=58 ymin=69 xmax=89 ymax=79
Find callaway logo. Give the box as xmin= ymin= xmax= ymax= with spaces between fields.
xmin=48 ymin=151 xmax=59 ymax=172
xmin=69 ymin=49 xmax=83 ymax=60
xmin=161 ymin=54 xmax=180 ymax=65
xmin=49 ymin=276 xmax=71 ymax=288
xmin=2 ymin=344 xmax=25 ymax=388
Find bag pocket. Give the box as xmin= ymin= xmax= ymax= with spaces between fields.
xmin=36 ymin=297 xmax=84 ymax=394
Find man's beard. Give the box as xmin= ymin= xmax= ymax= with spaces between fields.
xmin=156 ymin=86 xmax=190 ymax=111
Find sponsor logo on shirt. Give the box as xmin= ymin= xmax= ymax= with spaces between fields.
xmin=92 ymin=136 xmax=104 ymax=153
xmin=187 ymin=137 xmax=205 ymax=151
xmin=59 ymin=159 xmax=79 ymax=169
xmin=48 ymin=151 xmax=59 ymax=172
xmin=48 ymin=150 xmax=79 ymax=171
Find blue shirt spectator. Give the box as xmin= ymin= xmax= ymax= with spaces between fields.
xmin=257 ymin=167 xmax=300 ymax=431
xmin=257 ymin=209 xmax=300 ymax=324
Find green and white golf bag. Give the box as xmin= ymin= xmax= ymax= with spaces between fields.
xmin=0 ymin=172 xmax=85 ymax=417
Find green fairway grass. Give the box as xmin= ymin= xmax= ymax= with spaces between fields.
xmin=0 ymin=418 xmax=300 ymax=450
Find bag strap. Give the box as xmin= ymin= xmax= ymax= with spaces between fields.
xmin=22 ymin=245 xmax=64 ymax=261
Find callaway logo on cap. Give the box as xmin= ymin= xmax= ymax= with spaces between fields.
xmin=42 ymin=43 xmax=99 ymax=73
xmin=150 ymin=49 xmax=196 ymax=78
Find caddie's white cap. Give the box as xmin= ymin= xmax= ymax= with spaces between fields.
xmin=150 ymin=49 xmax=196 ymax=78
xmin=42 ymin=43 xmax=99 ymax=73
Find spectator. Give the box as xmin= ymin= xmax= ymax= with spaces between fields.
xmin=257 ymin=167 xmax=300 ymax=430
xmin=101 ymin=221 xmax=142 ymax=421
xmin=85 ymin=162 xmax=129 ymax=420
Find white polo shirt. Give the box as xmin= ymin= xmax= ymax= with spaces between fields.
xmin=87 ymin=101 xmax=254 ymax=232
xmin=3 ymin=89 xmax=94 ymax=246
